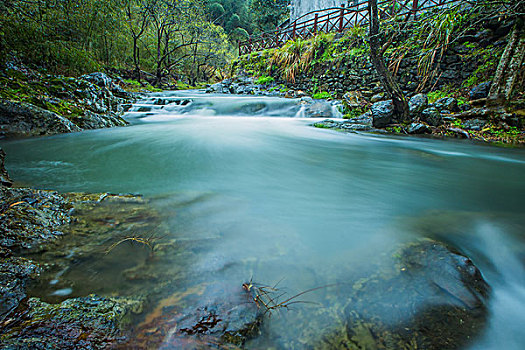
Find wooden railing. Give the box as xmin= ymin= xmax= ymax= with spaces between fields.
xmin=238 ymin=0 xmax=473 ymax=56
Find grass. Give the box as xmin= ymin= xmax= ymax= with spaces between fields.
xmin=123 ymin=78 xmax=162 ymax=92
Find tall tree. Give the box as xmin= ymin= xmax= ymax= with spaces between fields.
xmin=367 ymin=0 xmax=409 ymax=120
xmin=125 ymin=0 xmax=151 ymax=81
xmin=250 ymin=0 xmax=290 ymax=32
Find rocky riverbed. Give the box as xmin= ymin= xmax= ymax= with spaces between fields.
xmin=1 ymin=146 xmax=495 ymax=348
xmin=206 ymin=76 xmax=524 ymax=145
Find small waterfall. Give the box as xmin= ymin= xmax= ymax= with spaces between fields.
xmin=126 ymin=91 xmax=307 ymax=120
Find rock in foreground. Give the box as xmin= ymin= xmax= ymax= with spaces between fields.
xmin=0 ymin=295 xmax=139 ymax=349
xmin=272 ymin=239 xmax=489 ymax=350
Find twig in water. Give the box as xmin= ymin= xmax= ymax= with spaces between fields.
xmin=242 ymin=278 xmax=340 ymax=316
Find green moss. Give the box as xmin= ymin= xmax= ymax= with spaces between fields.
xmin=312 ymin=91 xmax=331 ymax=99
xmin=255 ymin=75 xmax=275 ymax=85
xmin=462 ymin=45 xmax=503 ymax=88
xmin=343 ymin=107 xmax=365 ymax=119
xmin=313 ymin=122 xmax=333 ymax=129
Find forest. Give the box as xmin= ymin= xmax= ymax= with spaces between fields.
xmin=1 ymin=0 xmax=525 ymax=349
xmin=0 ymin=0 xmax=290 ymax=84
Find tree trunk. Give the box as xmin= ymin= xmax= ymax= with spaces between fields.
xmin=489 ymin=19 xmax=525 ymax=103
xmin=368 ymin=0 xmax=409 ymax=121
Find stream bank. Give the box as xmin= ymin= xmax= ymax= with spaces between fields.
xmin=2 ymin=91 xmax=523 ymax=348
xmin=0 ymin=59 xmax=137 ymax=139
xmin=226 ymin=2 xmax=524 ymax=146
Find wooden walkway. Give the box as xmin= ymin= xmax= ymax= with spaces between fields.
xmin=238 ymin=0 xmax=471 ymax=55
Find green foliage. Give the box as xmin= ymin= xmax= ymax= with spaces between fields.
xmin=462 ymin=45 xmax=502 ymax=88
xmin=427 ymin=90 xmax=449 ymax=103
xmin=124 ymin=79 xmax=142 ymax=88
xmin=343 ymin=108 xmax=365 ymax=119
xmin=230 ymin=27 xmax=250 ymax=43
xmin=255 ymin=75 xmax=275 ymax=85
xmin=0 ymin=0 xmax=235 ymax=84
xmin=312 ymin=91 xmax=331 ymax=99
xmin=250 ymin=0 xmax=290 ymax=32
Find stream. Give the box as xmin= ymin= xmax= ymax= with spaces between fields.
xmin=1 ymin=91 xmax=524 ymax=349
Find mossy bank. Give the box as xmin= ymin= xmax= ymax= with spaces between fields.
xmin=226 ymin=2 xmax=524 ymax=145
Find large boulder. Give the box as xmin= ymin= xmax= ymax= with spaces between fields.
xmin=0 ymin=100 xmax=82 ymax=138
xmin=282 ymin=240 xmax=489 ymax=350
xmin=339 ymin=240 xmax=489 ymax=349
xmin=371 ymin=100 xmax=394 ymax=127
xmin=0 ymin=148 xmax=13 ymax=187
xmin=434 ymin=97 xmax=460 ymax=112
xmin=421 ymin=107 xmax=443 ymax=126
xmin=469 ymin=82 xmax=491 ymax=100
xmin=409 ymin=93 xmax=428 ymax=115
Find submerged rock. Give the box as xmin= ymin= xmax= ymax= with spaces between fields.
xmin=280 ymin=239 xmax=489 ymax=350
xmin=342 ymin=240 xmax=489 ymax=349
xmin=131 ymin=283 xmax=262 ymax=349
xmin=0 ymin=188 xmax=160 ymax=344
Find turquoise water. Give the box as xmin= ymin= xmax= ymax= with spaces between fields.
xmin=2 ymin=91 xmax=524 ymax=349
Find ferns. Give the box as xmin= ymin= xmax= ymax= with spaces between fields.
xmin=268 ymin=33 xmax=337 ymax=82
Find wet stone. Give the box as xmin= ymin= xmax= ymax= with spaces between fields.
xmin=0 ymin=295 xmax=139 ymax=349
xmin=409 ymin=93 xmax=429 ymax=115
xmin=470 ymin=82 xmax=491 ymax=100
xmin=421 ymin=107 xmax=443 ymax=126
xmin=371 ymin=100 xmax=395 ymax=127
xmin=277 ymin=240 xmax=489 ymax=350
xmin=434 ymin=97 xmax=460 ymax=112
xmin=407 ymin=122 xmax=431 ymax=134
xmin=462 ymin=118 xmax=488 ymax=131
xmin=0 ymin=149 xmax=12 ymax=188
xmin=0 ymin=187 xmax=72 ymax=250
xmin=131 ymin=283 xmax=263 ymax=349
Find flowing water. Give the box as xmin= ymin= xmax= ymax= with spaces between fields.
xmin=1 ymin=91 xmax=524 ymax=349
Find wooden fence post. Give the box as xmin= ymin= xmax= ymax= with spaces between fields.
xmin=339 ymin=4 xmax=345 ymax=32
xmin=293 ymin=21 xmax=297 ymax=39
xmin=238 ymin=41 xmax=241 ymax=56
xmin=314 ymin=14 xmax=318 ymax=34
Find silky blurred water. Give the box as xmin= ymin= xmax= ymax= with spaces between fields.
xmin=1 ymin=91 xmax=524 ymax=349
